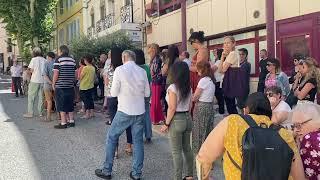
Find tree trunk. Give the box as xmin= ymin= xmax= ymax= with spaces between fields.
xmin=33 ymin=36 xmax=39 ymax=47
xmin=30 ymin=0 xmax=39 ymax=47
xmin=16 ymin=32 xmax=24 ymax=61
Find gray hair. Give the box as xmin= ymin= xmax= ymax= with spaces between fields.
xmin=122 ymin=50 xmax=136 ymax=61
xmin=32 ymin=47 xmax=42 ymax=57
xmin=292 ymin=103 xmax=320 ymax=122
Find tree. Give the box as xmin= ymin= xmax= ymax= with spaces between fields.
xmin=70 ymin=31 xmax=135 ymax=64
xmin=0 ymin=0 xmax=57 ymax=62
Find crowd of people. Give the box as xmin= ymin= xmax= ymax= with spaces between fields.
xmin=9 ymin=30 xmax=320 ymax=180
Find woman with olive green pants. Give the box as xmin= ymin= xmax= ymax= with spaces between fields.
xmin=160 ymin=61 xmax=194 ymax=180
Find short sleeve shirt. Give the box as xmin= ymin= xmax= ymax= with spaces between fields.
xmin=273 ymin=100 xmax=292 ymax=128
xmin=298 ymin=77 xmax=317 ymax=102
xmin=224 ymin=51 xmax=239 ymax=68
xmin=197 ymin=77 xmax=215 ymax=102
xmin=166 ymin=84 xmax=191 ymax=112
xmin=43 ymin=60 xmax=55 ymax=90
xmin=53 ymin=56 xmax=76 ymax=89
xmin=299 ymin=131 xmax=320 ymax=179
xmin=223 ymin=114 xmax=299 ymax=180
xmin=28 ymin=56 xmax=46 ymax=83
xmin=80 ymin=65 xmax=95 ymax=90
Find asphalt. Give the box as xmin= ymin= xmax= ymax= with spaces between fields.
xmin=0 ymin=75 xmax=224 ymax=180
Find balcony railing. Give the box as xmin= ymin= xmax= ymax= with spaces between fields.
xmin=120 ymin=4 xmax=133 ymax=23
xmin=87 ymin=26 xmax=96 ymax=38
xmin=103 ymin=13 xmax=115 ymax=30
xmin=96 ymin=13 xmax=115 ymax=34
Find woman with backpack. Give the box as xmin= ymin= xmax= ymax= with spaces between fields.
xmin=196 ymin=92 xmax=305 ymax=180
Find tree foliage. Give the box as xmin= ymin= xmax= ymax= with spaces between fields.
xmin=70 ymin=31 xmax=135 ymax=64
xmin=0 ymin=0 xmax=57 ymax=62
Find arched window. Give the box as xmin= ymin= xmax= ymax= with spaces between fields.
xmin=100 ymin=0 xmax=106 ymax=19
xmin=90 ymin=7 xmax=95 ymax=27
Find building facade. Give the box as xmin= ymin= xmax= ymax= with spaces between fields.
xmin=82 ymin=0 xmax=144 ymax=45
xmin=54 ymin=0 xmax=84 ymax=49
xmin=145 ymin=0 xmax=320 ymax=92
xmin=0 ymin=23 xmax=20 ymax=72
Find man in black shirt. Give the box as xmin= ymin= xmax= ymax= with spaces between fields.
xmin=237 ymin=48 xmax=251 ymax=113
xmin=257 ymin=49 xmax=268 ymax=92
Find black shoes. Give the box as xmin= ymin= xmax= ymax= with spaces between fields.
xmin=130 ymin=172 xmax=141 ymax=180
xmin=145 ymin=138 xmax=152 ymax=144
xmin=95 ymin=169 xmax=112 ymax=179
xmin=67 ymin=122 xmax=75 ymax=127
xmin=54 ymin=122 xmax=75 ymax=129
xmin=54 ymin=123 xmax=68 ymax=129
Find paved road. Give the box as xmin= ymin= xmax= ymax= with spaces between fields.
xmin=0 ymin=76 xmax=224 ymax=180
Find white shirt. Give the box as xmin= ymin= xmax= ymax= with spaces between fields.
xmin=28 ymin=56 xmax=46 ymax=83
xmin=273 ymin=100 xmax=292 ymax=128
xmin=111 ymin=61 xmax=150 ymax=115
xmin=10 ymin=65 xmax=22 ymax=77
xmin=197 ymin=77 xmax=215 ymax=102
xmin=166 ymin=84 xmax=192 ymax=112
xmin=183 ymin=58 xmax=191 ymax=68
xmin=213 ymin=60 xmax=224 ymax=83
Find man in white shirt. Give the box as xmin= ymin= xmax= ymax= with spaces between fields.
xmin=24 ymin=47 xmax=46 ymax=118
xmin=179 ymin=51 xmax=191 ymax=67
xmin=95 ymin=50 xmax=150 ymax=180
xmin=10 ymin=60 xmax=23 ymax=97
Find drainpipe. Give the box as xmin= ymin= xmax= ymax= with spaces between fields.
xmin=266 ymin=0 xmax=275 ymax=58
xmin=181 ymin=0 xmax=187 ymax=51
xmin=130 ymin=0 xmax=134 ymax=22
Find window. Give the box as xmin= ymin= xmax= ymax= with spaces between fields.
xmin=59 ymin=0 xmax=64 ymax=14
xmin=59 ymin=29 xmax=64 ymax=46
xmin=76 ymin=19 xmax=80 ymax=37
xmin=124 ymin=0 xmax=130 ymax=5
xmin=65 ymin=0 xmax=69 ymax=10
xmin=108 ymin=0 xmax=115 ymax=15
xmin=208 ymin=30 xmax=267 ymax=77
xmin=90 ymin=11 xmax=95 ymax=27
xmin=100 ymin=5 xmax=106 ymax=19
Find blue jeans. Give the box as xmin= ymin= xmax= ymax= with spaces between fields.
xmin=102 ymin=111 xmax=144 ymax=178
xmin=144 ymin=97 xmax=152 ymax=139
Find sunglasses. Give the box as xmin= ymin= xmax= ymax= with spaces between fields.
xmin=266 ymin=63 xmax=274 ymax=66
xmin=292 ymin=119 xmax=312 ymax=129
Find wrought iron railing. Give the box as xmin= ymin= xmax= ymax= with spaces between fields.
xmin=120 ymin=4 xmax=132 ymax=23
xmin=103 ymin=13 xmax=114 ymax=29
xmin=95 ymin=13 xmax=115 ymax=34
xmin=96 ymin=20 xmax=103 ymax=33
xmin=87 ymin=26 xmax=96 ymax=38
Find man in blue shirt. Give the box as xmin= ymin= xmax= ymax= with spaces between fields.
xmin=43 ymin=52 xmax=55 ymax=121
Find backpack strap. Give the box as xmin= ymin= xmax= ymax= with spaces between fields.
xmin=240 ymin=114 xmax=258 ymax=127
xmin=226 ymin=151 xmax=241 ymax=171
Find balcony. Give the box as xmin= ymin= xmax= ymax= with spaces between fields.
xmin=96 ymin=13 xmax=115 ymax=34
xmin=120 ymin=4 xmax=133 ymax=23
xmin=87 ymin=26 xmax=96 ymax=38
